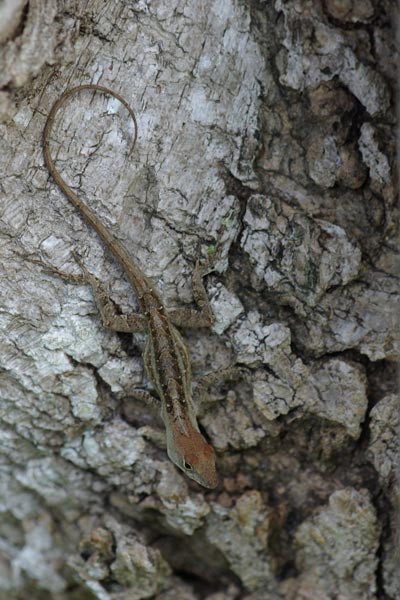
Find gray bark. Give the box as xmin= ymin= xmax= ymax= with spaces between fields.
xmin=0 ymin=1 xmax=398 ymax=599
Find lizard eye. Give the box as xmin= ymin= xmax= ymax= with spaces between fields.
xmin=184 ymin=461 xmax=192 ymax=471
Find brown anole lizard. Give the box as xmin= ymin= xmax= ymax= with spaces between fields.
xmin=43 ymin=84 xmax=233 ymax=489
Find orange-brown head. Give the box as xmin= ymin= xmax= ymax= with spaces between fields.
xmin=166 ymin=418 xmax=218 ymax=489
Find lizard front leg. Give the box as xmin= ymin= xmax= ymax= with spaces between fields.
xmin=194 ymin=366 xmax=243 ymax=405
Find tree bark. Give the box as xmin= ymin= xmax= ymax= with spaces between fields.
xmin=0 ymin=1 xmax=398 ymax=599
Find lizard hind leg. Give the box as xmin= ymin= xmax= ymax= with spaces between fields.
xmin=80 ymin=269 xmax=148 ymax=333
xmin=29 ymin=257 xmax=87 ymax=285
xmin=168 ymin=227 xmax=228 ymax=330
xmin=31 ymin=255 xmax=147 ymax=333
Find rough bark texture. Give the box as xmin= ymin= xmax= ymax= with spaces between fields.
xmin=0 ymin=1 xmax=398 ymax=599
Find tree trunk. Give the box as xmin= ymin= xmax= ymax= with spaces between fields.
xmin=0 ymin=1 xmax=398 ymax=599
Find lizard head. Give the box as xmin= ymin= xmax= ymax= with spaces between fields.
xmin=166 ymin=419 xmax=218 ymax=489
